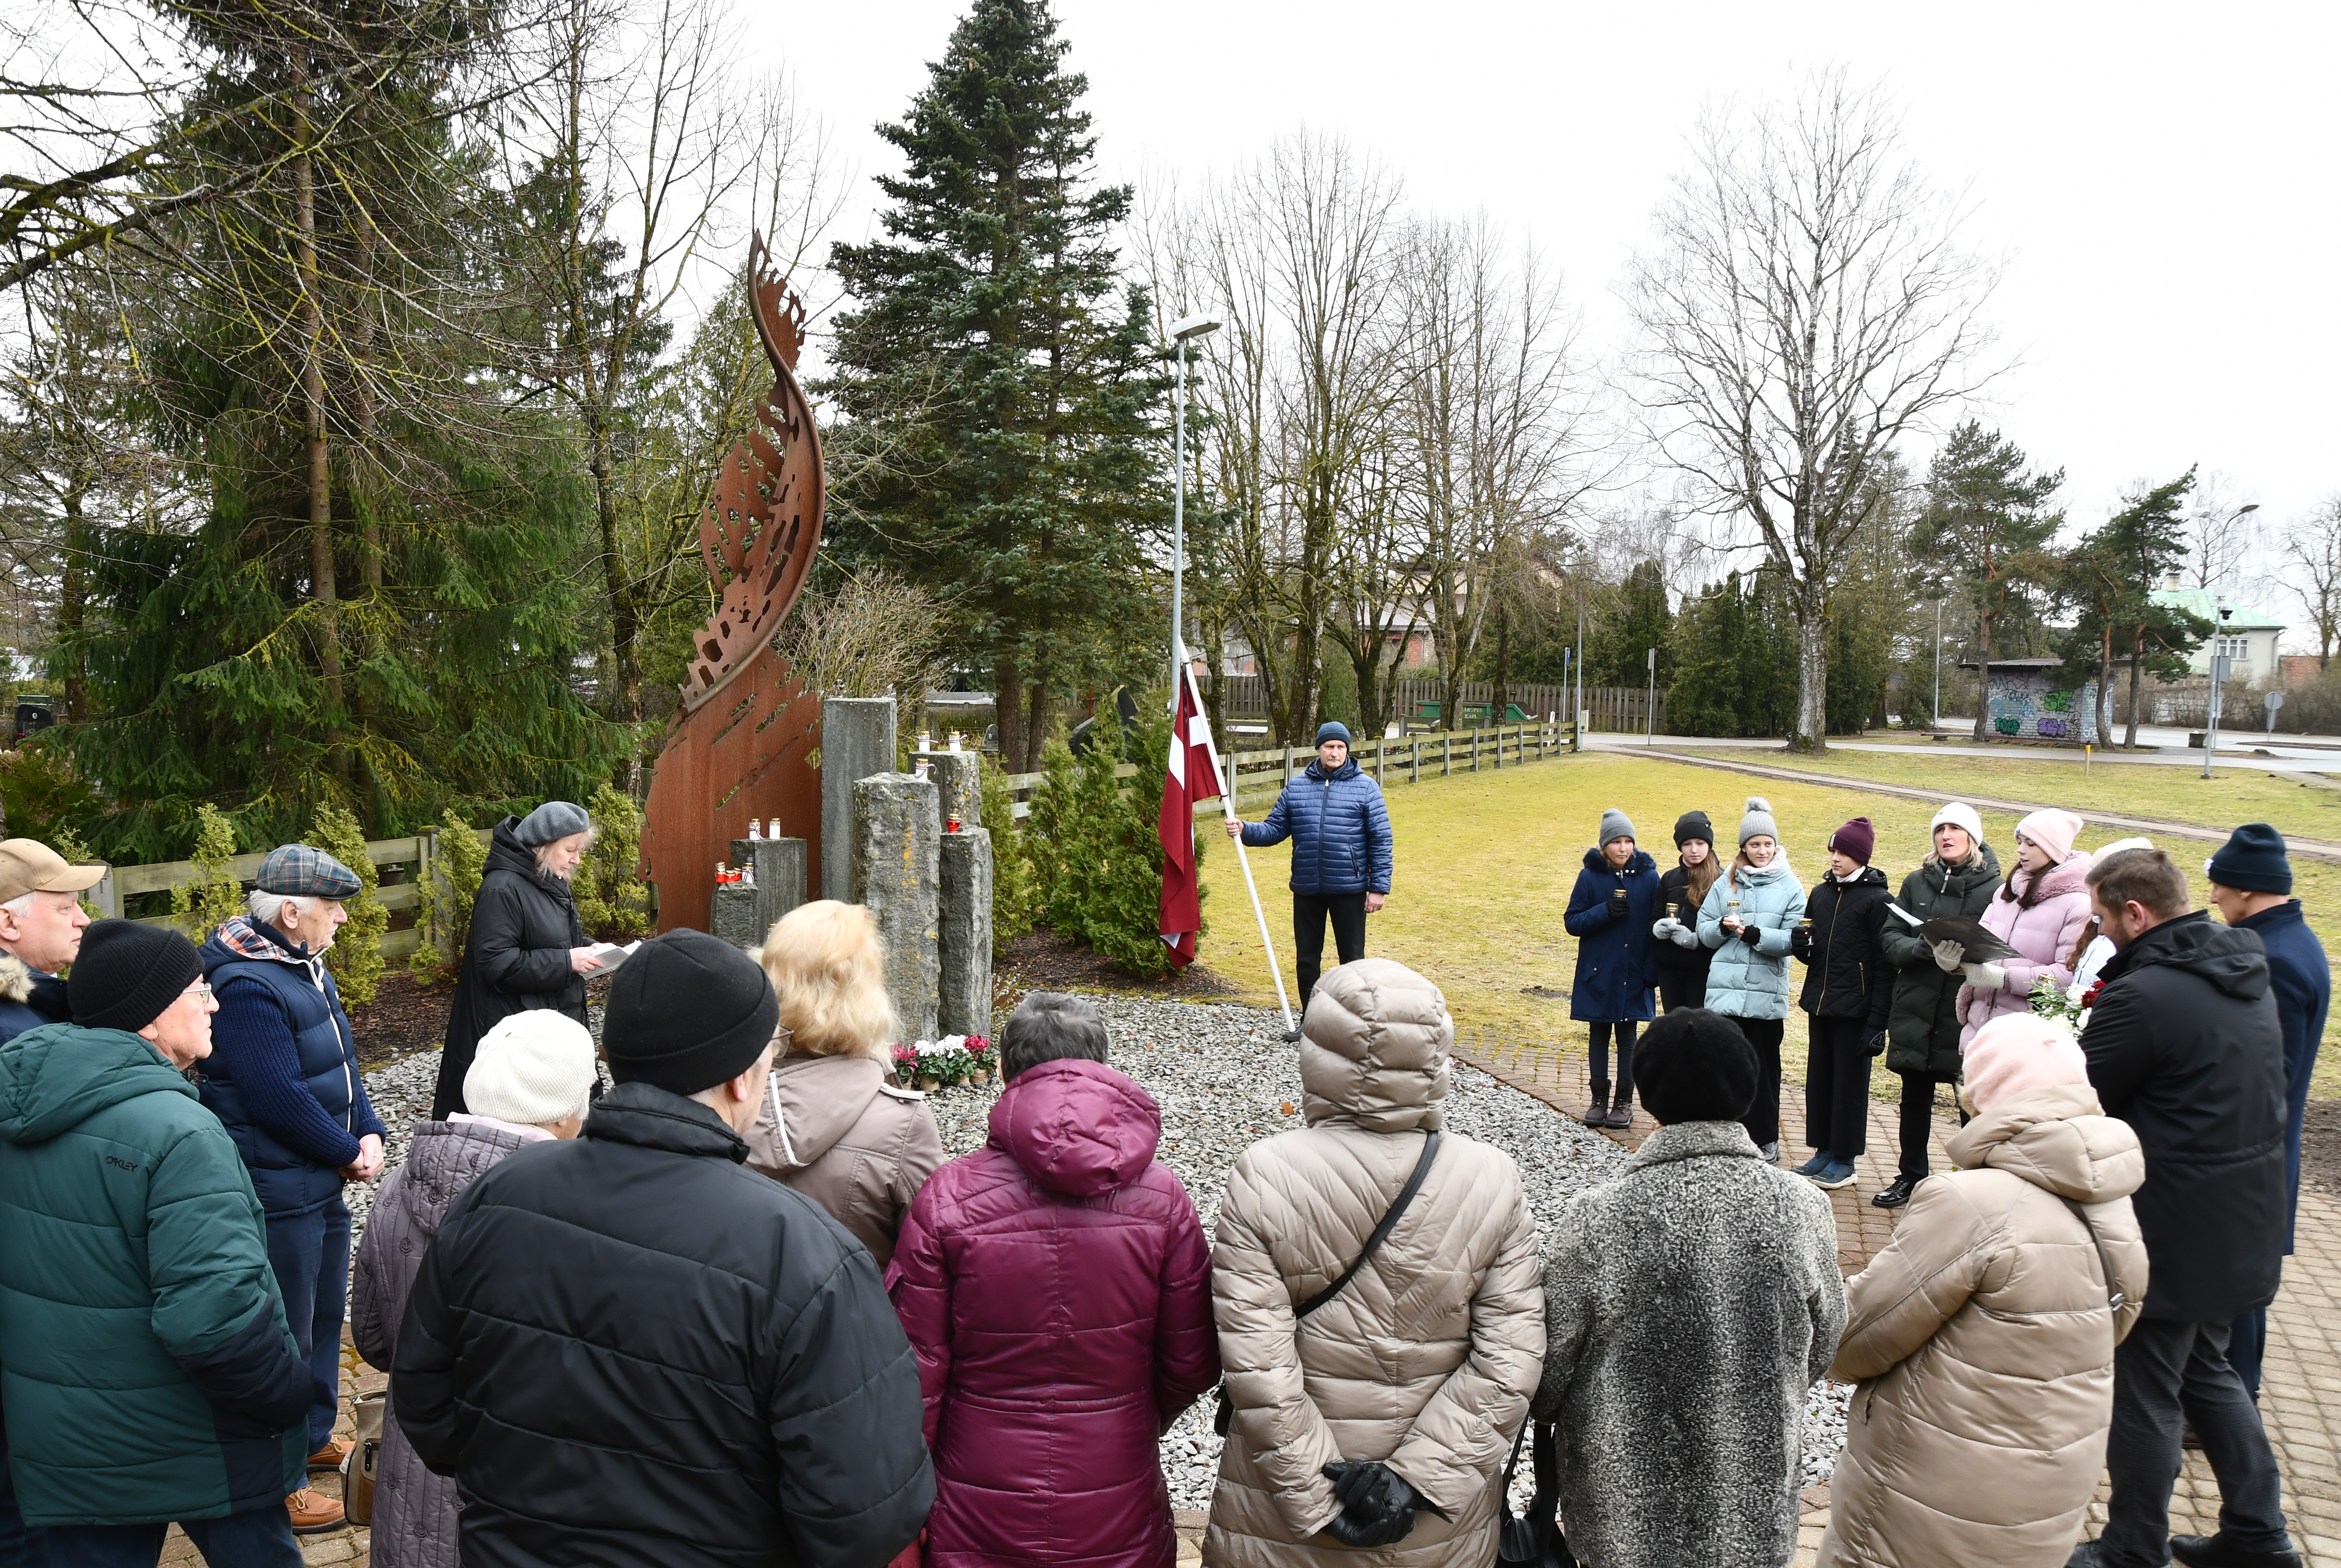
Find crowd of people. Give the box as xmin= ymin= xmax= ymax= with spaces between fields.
xmin=0 ymin=775 xmax=2322 ymax=1568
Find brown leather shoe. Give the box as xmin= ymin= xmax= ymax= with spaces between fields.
xmin=288 ymin=1488 xmax=346 ymax=1534
xmin=307 ymin=1438 xmax=348 ymax=1471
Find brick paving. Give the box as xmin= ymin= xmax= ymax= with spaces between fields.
xmin=166 ymin=1043 xmax=2341 ymax=1566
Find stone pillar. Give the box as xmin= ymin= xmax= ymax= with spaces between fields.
xmin=913 ymin=750 xmax=982 ymax=831
xmin=711 ymin=879 xmax=763 ymax=951
xmin=821 ymin=697 xmax=897 ymax=901
xmin=938 ymin=828 xmax=993 ymax=1037
xmin=852 ymin=773 xmax=940 ymax=1041
xmin=730 ymin=836 xmax=807 ymax=945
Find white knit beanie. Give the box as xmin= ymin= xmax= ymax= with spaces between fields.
xmin=465 ymin=1011 xmax=599 ymax=1127
xmin=1929 ymin=800 xmax=1984 ymax=844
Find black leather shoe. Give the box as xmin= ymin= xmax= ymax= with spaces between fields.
xmin=2171 ymin=1533 xmax=2304 ymax=1568
xmin=1872 ymin=1176 xmax=1919 ymax=1209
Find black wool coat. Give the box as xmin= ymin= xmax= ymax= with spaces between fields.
xmin=1791 ymin=866 xmax=1896 ymax=1030
xmin=1651 ymin=865 xmax=1719 ymax=987
xmin=2081 ymin=912 xmax=2288 ymax=1322
xmin=431 ymin=818 xmax=589 ymax=1119
xmin=1878 ymin=846 xmax=2003 ymax=1078
xmin=393 ymin=1081 xmax=935 ymax=1568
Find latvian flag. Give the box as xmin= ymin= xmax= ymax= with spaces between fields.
xmin=1158 ymin=654 xmax=1223 ymax=967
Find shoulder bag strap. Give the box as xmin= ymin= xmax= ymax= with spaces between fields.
xmin=1214 ymin=1128 xmax=1441 ymax=1437
xmin=1294 ymin=1129 xmax=1441 ymax=1320
xmin=2064 ymin=1197 xmax=2128 ymax=1312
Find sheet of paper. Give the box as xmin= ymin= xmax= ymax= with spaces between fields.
xmin=1887 ymin=904 xmax=1924 ymax=927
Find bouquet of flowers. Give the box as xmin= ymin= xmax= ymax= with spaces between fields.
xmin=2029 ymin=974 xmax=2102 ymax=1033
xmin=891 ymin=1035 xmax=999 ymax=1091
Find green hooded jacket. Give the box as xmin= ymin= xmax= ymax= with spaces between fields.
xmin=0 ymin=1022 xmax=306 ymax=1525
xmin=1879 ymin=844 xmax=2005 ymax=1078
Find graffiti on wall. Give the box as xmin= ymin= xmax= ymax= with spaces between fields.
xmin=1987 ymin=671 xmax=2098 ymax=743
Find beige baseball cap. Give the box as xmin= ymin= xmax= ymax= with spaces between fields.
xmin=0 ymin=838 xmax=107 ymax=905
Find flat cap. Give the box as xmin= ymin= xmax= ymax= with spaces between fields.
xmin=255 ymin=844 xmax=361 ymax=900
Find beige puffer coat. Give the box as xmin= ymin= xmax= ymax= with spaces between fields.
xmin=1818 ymin=1082 xmax=2149 ymax=1568
xmin=742 ymin=1052 xmax=944 ymax=1266
xmin=1203 ymin=960 xmax=1543 ymax=1568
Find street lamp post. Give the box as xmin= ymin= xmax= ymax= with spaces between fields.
xmin=1933 ymin=596 xmax=1942 ymax=730
xmin=1167 ymin=313 xmax=1220 ymax=678
xmin=2204 ymin=595 xmax=2234 ymax=780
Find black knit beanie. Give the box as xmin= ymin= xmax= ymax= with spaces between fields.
xmin=602 ymin=929 xmax=779 ymax=1094
xmin=70 ymin=920 xmax=203 ymax=1035
xmin=1635 ymin=1006 xmax=1757 ymax=1125
xmin=1673 ymin=810 xmax=1714 ymax=848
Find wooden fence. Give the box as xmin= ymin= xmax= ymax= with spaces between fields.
xmin=1214 ymin=675 xmax=1661 ymax=734
xmin=997 ymin=719 xmax=1574 ymax=818
xmin=90 ymin=828 xmax=491 ymax=961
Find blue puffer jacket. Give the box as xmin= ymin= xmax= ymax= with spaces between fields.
xmin=1695 ymin=859 xmax=1807 ymax=1021
xmin=1241 ymin=758 xmax=1393 ymax=896
xmin=1563 ymin=849 xmax=1660 ymax=1023
xmin=198 ymin=920 xmax=382 ymax=1217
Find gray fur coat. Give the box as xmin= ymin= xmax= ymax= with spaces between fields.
xmin=1531 ymin=1119 xmax=1845 ymax=1568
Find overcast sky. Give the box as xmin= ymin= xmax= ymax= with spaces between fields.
xmin=755 ymin=0 xmax=2338 ymax=610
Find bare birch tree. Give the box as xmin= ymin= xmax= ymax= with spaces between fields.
xmin=2287 ymin=497 xmax=2341 ymax=671
xmin=1630 ymin=70 xmax=1997 ymax=751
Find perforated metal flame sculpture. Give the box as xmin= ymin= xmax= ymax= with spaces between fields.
xmin=640 ymin=233 xmax=828 ymax=934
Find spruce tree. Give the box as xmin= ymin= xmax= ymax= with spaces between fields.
xmin=1908 ymin=423 xmax=2065 ymax=742
xmin=826 ymin=0 xmax=1166 ymax=773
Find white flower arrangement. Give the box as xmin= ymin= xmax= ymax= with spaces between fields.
xmin=2029 ymin=974 xmax=2096 ymax=1034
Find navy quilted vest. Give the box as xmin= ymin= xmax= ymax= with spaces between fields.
xmin=199 ymin=953 xmax=358 ymax=1215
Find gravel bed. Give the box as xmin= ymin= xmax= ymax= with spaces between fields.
xmin=352 ymin=993 xmax=1849 ymax=1508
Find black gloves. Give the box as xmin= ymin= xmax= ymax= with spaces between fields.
xmin=1322 ymin=1460 xmax=1425 ymax=1549
xmin=1866 ymin=1029 xmax=1888 ymax=1056
xmin=1739 ymin=923 xmax=1763 ymax=947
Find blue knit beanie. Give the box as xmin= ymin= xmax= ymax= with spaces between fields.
xmin=1315 ymin=721 xmax=1352 ymax=748
xmin=2207 ymin=822 xmax=2291 ymax=895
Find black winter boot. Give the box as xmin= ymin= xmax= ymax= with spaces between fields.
xmin=1581 ymin=1082 xmax=1610 ymax=1127
xmin=1602 ymin=1089 xmax=1635 ymax=1130
xmin=2171 ymin=1533 xmax=2304 ymax=1568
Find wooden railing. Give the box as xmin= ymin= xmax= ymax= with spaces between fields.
xmin=89 ymin=829 xmax=491 ymax=961
xmin=996 ymin=720 xmax=1575 ymax=819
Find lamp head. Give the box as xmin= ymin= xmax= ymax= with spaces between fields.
xmin=1171 ymin=314 xmax=1222 ymax=343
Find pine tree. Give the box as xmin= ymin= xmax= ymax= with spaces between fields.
xmin=825 ymin=0 xmax=1167 ymax=773
xmin=1908 ymin=424 xmax=2065 ymax=742
xmin=2094 ymin=472 xmax=2213 ymax=746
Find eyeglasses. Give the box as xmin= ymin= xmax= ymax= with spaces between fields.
xmin=182 ymin=983 xmax=214 ymax=1005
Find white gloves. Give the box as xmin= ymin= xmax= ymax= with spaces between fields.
xmin=1962 ymin=961 xmax=2007 ymax=993
xmin=1930 ymin=939 xmax=1966 ymax=974
xmin=1652 ymin=916 xmax=1700 ymax=949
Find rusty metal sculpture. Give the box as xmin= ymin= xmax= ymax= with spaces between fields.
xmin=640 ymin=233 xmax=828 ymax=935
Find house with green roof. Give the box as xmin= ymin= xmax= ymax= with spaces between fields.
xmin=2148 ymin=581 xmax=2284 ymax=683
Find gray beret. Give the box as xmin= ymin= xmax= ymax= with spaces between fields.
xmin=514 ymin=800 xmax=592 ymax=847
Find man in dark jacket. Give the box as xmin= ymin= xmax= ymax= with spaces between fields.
xmin=1227 ymin=722 xmax=1394 ymax=1013
xmin=197 ymin=844 xmax=385 ymax=1535
xmin=1872 ymin=802 xmax=2000 ymax=1208
xmin=430 ymin=800 xmax=600 ymax=1120
xmin=2204 ymin=823 xmax=2330 ymax=1400
xmin=2075 ymin=848 xmax=2299 ymax=1568
xmin=0 ymin=839 xmax=102 ymax=1562
xmin=395 ymin=928 xmax=932 ymax=1568
xmin=0 ymin=921 xmax=309 ymax=1565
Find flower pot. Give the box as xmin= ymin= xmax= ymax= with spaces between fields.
xmin=917 ymin=1074 xmax=941 ymax=1092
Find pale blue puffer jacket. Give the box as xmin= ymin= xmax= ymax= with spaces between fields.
xmin=1695 ymin=859 xmax=1807 ymax=1021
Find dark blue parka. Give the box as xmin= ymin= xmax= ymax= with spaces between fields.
xmin=198 ymin=920 xmax=384 ymax=1218
xmin=0 ymin=953 xmax=70 ymax=1046
xmin=1563 ymin=847 xmax=1660 ymax=1024
xmin=2236 ymin=899 xmax=2331 ymax=1251
xmin=1241 ymin=757 xmax=1393 ymax=896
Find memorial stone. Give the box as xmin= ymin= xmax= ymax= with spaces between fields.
xmin=821 ymin=697 xmax=897 ymax=901
xmin=938 ymin=828 xmax=994 ymax=1037
xmin=851 ymin=773 xmax=940 ymax=1040
xmin=711 ymin=878 xmax=763 ymax=951
xmin=730 ymin=835 xmax=807 ymax=941
xmin=912 ymin=749 xmax=982 ymax=831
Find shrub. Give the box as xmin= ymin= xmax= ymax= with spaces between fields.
xmin=49 ymin=824 xmax=103 ymax=919
xmin=410 ymin=819 xmax=488 ymax=984
xmin=573 ymin=784 xmax=652 ymax=941
xmin=170 ymin=804 xmax=243 ymax=940
xmin=310 ymin=800 xmax=389 ymax=1007
xmin=0 ymin=741 xmax=102 ymax=849
xmin=981 ymin=755 xmax=1040 ymax=954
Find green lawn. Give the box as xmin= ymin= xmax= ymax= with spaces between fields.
xmin=1195 ymin=749 xmax=2341 ymax=1097
xmin=1677 ymin=744 xmax=2341 ymax=842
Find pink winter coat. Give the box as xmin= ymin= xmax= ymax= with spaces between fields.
xmin=887 ymin=1057 xmax=1220 ymax=1568
xmin=1956 ymin=853 xmax=2095 ymax=1045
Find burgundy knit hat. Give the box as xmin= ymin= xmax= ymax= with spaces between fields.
xmin=1829 ymin=817 xmax=1876 ymax=866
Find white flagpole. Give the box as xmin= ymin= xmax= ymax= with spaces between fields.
xmin=1180 ymin=643 xmax=1295 ymax=1033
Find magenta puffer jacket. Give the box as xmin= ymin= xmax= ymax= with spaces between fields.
xmin=1957 ymin=852 xmax=2095 ymax=1045
xmin=887 ymin=1057 xmax=1220 ymax=1568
